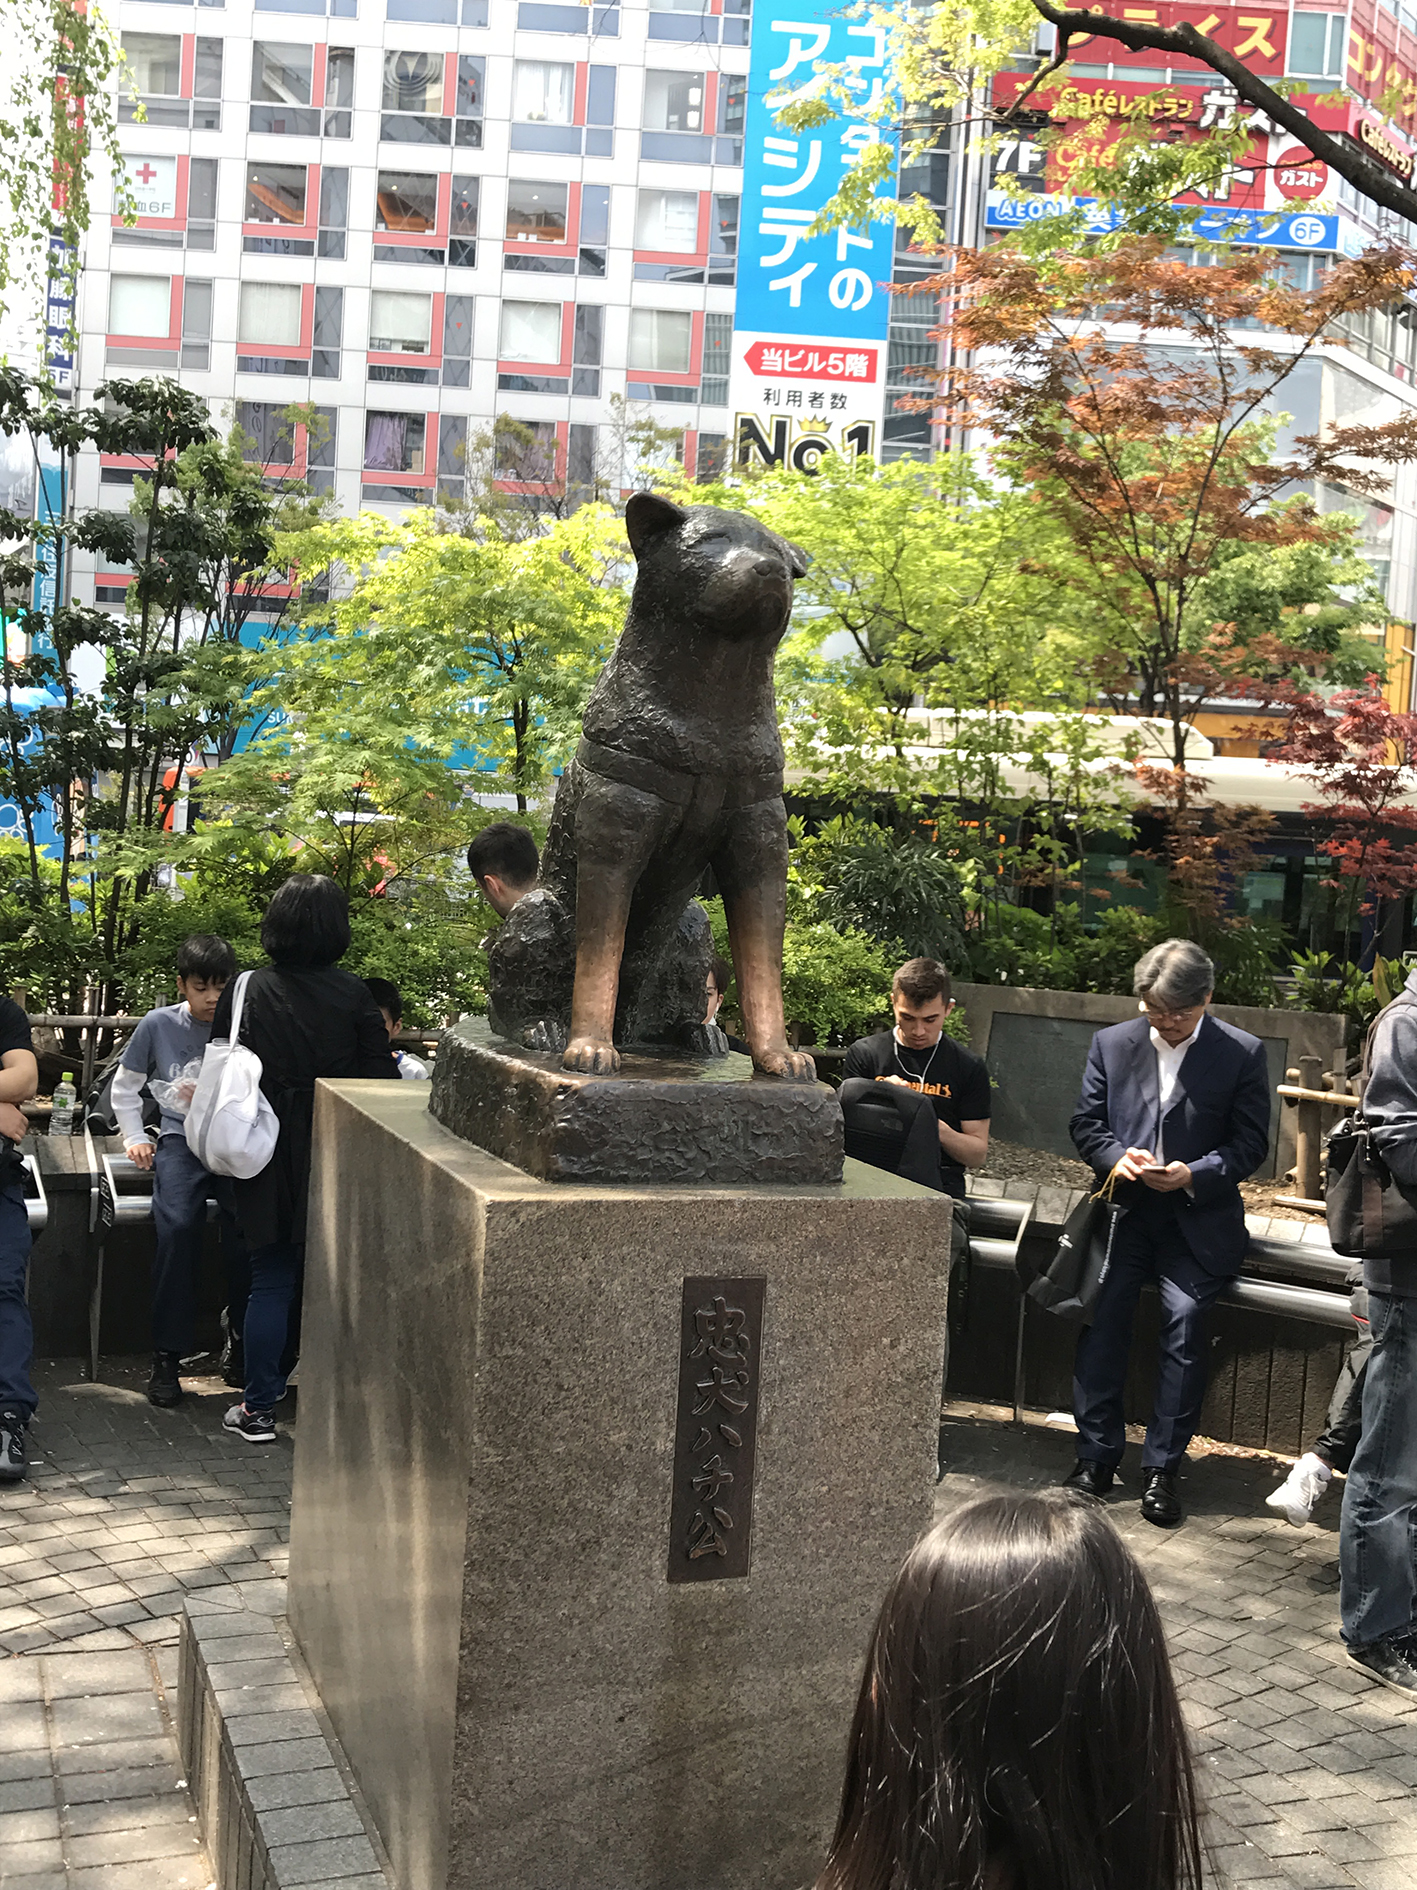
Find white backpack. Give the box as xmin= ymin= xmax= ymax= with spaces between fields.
xmin=185 ymin=971 xmax=280 ymax=1179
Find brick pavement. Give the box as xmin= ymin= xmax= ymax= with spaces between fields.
xmin=938 ymin=1406 xmax=1417 ymax=1890
xmin=4 ymin=1364 xmax=1417 ymax=1888
xmin=0 ymin=1359 xmax=291 ymax=1888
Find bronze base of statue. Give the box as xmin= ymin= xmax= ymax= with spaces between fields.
xmin=429 ymin=1019 xmax=843 ymax=1185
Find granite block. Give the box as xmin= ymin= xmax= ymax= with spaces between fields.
xmin=288 ymin=1080 xmax=950 ymax=1890
xmin=428 ymin=1018 xmax=843 ymax=1184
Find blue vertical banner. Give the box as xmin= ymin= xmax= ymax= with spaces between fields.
xmin=730 ymin=10 xmax=898 ymax=468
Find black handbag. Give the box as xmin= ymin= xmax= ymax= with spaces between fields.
xmin=1027 ymin=1165 xmax=1127 ymax=1325
xmin=1325 ymin=997 xmax=1417 ymax=1260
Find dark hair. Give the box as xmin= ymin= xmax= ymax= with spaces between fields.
xmin=892 ymin=957 xmax=951 ymax=1007
xmin=466 ymin=822 xmax=539 ymax=890
xmin=176 ymin=933 xmax=235 ymax=983
xmin=819 ymin=1491 xmax=1203 ymax=1890
xmin=1134 ymin=939 xmax=1214 ymax=1011
xmin=363 ymin=976 xmax=401 ymax=1022
xmin=259 ymin=874 xmax=351 ymax=969
xmin=709 ymin=954 xmax=733 ymax=997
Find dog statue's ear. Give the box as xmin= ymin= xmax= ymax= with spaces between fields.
xmin=625 ymin=491 xmax=688 ymax=556
xmin=784 ymin=538 xmax=811 ymax=579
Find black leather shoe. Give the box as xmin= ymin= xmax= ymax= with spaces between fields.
xmin=146 ymin=1351 xmax=183 ymax=1408
xmin=0 ymin=1408 xmax=28 ymax=1482
xmin=1141 ymin=1469 xmax=1183 ymax=1527
xmin=1063 ymin=1459 xmax=1115 ymax=1498
xmin=1348 ymin=1637 xmax=1417 ymax=1696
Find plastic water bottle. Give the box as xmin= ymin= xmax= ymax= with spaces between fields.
xmin=49 ymin=1073 xmax=78 ymax=1137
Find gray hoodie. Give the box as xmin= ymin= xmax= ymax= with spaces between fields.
xmin=1358 ymin=966 xmax=1417 ymax=1296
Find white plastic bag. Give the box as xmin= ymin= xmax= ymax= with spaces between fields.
xmin=185 ymin=972 xmax=279 ymax=1179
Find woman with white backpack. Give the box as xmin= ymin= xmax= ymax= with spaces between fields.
xmin=206 ymin=875 xmax=399 ymax=1442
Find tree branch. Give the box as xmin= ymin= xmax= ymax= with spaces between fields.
xmin=1024 ymin=0 xmax=1417 ymax=225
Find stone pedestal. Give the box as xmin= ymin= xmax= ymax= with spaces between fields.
xmin=287 ymin=1082 xmax=949 ymax=1890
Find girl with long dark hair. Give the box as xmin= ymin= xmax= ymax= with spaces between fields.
xmin=818 ymin=1490 xmax=1204 ymax=1890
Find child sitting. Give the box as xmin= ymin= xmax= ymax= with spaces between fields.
xmin=113 ymin=934 xmax=241 ymax=1407
xmin=364 ymin=977 xmax=430 ymax=1080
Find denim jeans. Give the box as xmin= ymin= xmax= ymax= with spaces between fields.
xmin=1340 ymin=1290 xmax=1417 ymax=1646
xmin=242 ymin=1241 xmax=304 ymax=1412
xmin=0 ymin=1182 xmax=34 ymax=1417
xmin=151 ymin=1136 xmax=246 ymax=1356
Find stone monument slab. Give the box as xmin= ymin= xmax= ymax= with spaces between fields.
xmin=429 ymin=1017 xmax=843 ymax=1184
xmin=287 ymin=1080 xmax=949 ymax=1890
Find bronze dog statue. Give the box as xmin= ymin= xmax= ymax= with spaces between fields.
xmin=486 ymin=491 xmax=816 ymax=1083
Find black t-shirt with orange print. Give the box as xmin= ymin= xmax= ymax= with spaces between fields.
xmin=841 ymin=1029 xmax=991 ymax=1197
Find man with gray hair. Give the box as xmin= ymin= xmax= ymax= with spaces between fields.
xmin=1065 ymin=939 xmax=1271 ymax=1526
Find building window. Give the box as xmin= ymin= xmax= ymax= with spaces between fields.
xmin=438 ymin=413 xmax=468 ymax=499
xmin=512 ymin=60 xmax=573 ymax=122
xmin=318 ymin=167 xmax=349 ymax=257
xmin=643 ymin=70 xmax=704 ymax=131
xmin=188 ymin=159 xmax=218 ymax=249
xmin=629 ymin=307 xmax=691 ymax=372
xmin=239 ymin=282 xmax=303 ymax=347
xmin=109 ymin=275 xmax=171 ymax=336
xmin=1289 ymin=12 xmax=1345 ymax=79
xmin=587 ymin=65 xmax=616 ymax=124
xmin=245 ymin=162 xmax=308 ymax=223
xmin=636 ymin=188 xmax=698 ymax=252
xmin=370 ymin=290 xmax=432 ymax=352
xmin=235 ymin=401 xmax=296 ymax=466
xmin=506 ymin=180 xmax=568 ymax=243
xmin=327 ymin=46 xmax=355 ymax=105
xmin=376 ymin=170 xmax=438 ymax=231
xmin=443 ymin=294 xmax=474 ymax=384
xmin=307 ymin=407 xmax=337 ymax=495
xmin=193 ymin=37 xmax=224 ymax=125
xmin=383 ymin=49 xmax=442 ymax=111
xmin=717 ymin=74 xmax=745 ymax=135
xmin=312 ymin=286 xmax=343 ymax=377
xmin=365 ymin=410 xmax=426 ymax=473
xmin=573 ymin=303 xmax=602 ymax=394
xmin=182 ymin=278 xmax=212 ymax=368
xmin=450 ymin=174 xmax=478 ymax=266
xmin=250 ymin=41 xmax=319 ymax=134
xmin=701 ymin=310 xmax=731 ymax=404
xmin=121 ymin=32 xmax=182 ymax=96
xmin=696 ymin=432 xmax=726 ymax=480
xmin=496 ymin=419 xmax=557 ymax=477
xmin=500 ymin=301 xmax=562 ymax=362
xmin=456 ymin=54 xmax=484 ymax=134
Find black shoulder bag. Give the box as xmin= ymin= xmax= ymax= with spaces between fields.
xmin=1326 ymin=998 xmax=1417 ymax=1259
xmin=1026 ymin=1164 xmax=1126 ymax=1325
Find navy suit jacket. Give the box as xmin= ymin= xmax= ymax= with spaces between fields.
xmin=1069 ymin=1013 xmax=1272 ymax=1276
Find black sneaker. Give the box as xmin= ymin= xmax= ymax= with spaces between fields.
xmin=1347 ymin=1637 xmax=1417 ymax=1696
xmin=223 ymin=1403 xmax=277 ymax=1444
xmin=0 ymin=1408 xmax=29 ymax=1482
xmin=146 ymin=1351 xmax=183 ymax=1408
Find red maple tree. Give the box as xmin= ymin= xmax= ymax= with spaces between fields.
xmin=1276 ymin=680 xmax=1417 ymax=940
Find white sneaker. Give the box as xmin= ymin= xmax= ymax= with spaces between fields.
xmin=1265 ymin=1452 xmax=1332 ymax=1526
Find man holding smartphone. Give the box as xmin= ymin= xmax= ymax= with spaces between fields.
xmin=1066 ymin=940 xmax=1270 ymax=1527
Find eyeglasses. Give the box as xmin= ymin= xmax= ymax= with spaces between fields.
xmin=1139 ymin=1001 xmax=1205 ymax=1025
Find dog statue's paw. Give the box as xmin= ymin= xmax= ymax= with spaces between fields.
xmin=522 ymin=1018 xmax=569 ymax=1054
xmin=682 ymin=1021 xmax=731 ymax=1058
xmin=752 ymin=1047 xmax=817 ymax=1083
xmin=563 ymin=1036 xmax=621 ymax=1075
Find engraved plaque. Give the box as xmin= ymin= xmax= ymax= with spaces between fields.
xmin=666 ymin=1277 xmax=766 ymax=1583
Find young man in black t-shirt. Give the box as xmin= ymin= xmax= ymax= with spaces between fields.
xmin=842 ymin=959 xmax=991 ymax=1196
xmin=0 ymin=996 xmax=39 ymax=1481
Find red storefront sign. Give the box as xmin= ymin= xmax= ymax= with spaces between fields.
xmin=742 ymin=342 xmax=879 ymax=381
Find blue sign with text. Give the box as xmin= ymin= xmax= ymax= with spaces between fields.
xmin=734 ymin=7 xmax=898 ymax=341
xmin=985 ymin=191 xmax=1350 ymax=254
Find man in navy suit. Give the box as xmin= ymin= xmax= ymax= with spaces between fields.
xmin=1066 ymin=939 xmax=1271 ymax=1526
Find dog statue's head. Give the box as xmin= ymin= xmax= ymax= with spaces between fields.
xmin=625 ymin=492 xmax=810 ymax=643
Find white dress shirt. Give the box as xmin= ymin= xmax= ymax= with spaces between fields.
xmin=1150 ymin=1019 xmax=1203 ymax=1162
